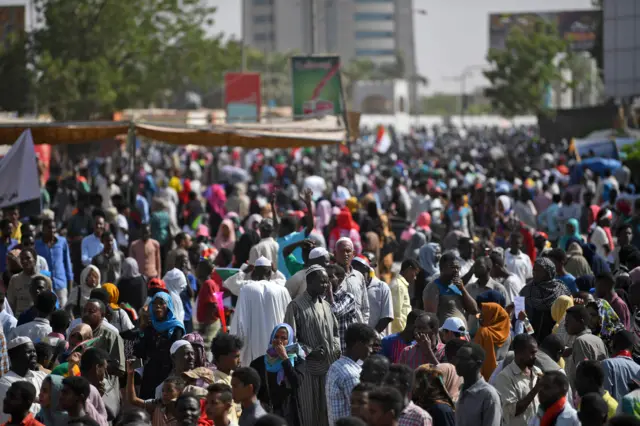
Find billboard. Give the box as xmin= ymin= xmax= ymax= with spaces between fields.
xmin=291 ymin=56 xmax=343 ymax=118
xmin=488 ymin=10 xmax=601 ymax=52
xmin=224 ymin=73 xmax=261 ymax=123
xmin=0 ymin=6 xmax=25 ymax=48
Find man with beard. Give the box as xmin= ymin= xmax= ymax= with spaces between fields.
xmin=284 ymin=265 xmax=340 ymax=426
xmin=0 ymin=337 xmax=47 ymax=424
xmin=495 ymin=334 xmax=542 ymax=426
xmin=174 ymin=394 xmax=201 ymax=426
xmin=82 ymin=299 xmax=125 ymax=375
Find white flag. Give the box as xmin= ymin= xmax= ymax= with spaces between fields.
xmin=0 ymin=129 xmax=40 ymax=209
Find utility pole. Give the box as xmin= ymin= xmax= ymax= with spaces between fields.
xmin=241 ymin=0 xmax=247 ymax=71
xmin=310 ymin=0 xmax=316 ymax=54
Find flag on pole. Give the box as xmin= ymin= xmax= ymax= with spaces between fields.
xmin=374 ymin=125 xmax=391 ymax=154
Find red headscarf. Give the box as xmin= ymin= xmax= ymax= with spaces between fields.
xmin=330 ymin=208 xmax=360 ymax=243
xmin=179 ymin=179 xmax=192 ymax=205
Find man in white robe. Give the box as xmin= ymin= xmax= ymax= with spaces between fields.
xmin=230 ymin=256 xmax=291 ymax=368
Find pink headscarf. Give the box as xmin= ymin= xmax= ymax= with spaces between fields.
xmin=206 ymin=184 xmax=227 ymax=218
xmin=214 ymin=219 xmax=236 ymax=251
xmin=416 ymin=212 xmax=432 ymax=232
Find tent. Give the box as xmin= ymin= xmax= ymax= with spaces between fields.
xmin=0 ymin=116 xmax=347 ymax=148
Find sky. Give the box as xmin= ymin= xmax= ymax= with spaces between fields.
xmin=207 ymin=0 xmax=595 ymax=94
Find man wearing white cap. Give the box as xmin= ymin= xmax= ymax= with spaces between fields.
xmin=154 ymin=340 xmax=196 ymax=398
xmin=230 ymin=256 xmax=292 ymax=368
xmin=0 ymin=337 xmax=47 ymax=424
xmin=334 ymin=238 xmax=370 ymax=324
xmin=285 ymin=245 xmax=330 ymax=300
xmin=439 ymin=316 xmax=470 ymax=343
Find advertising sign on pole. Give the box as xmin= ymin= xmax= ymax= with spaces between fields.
xmin=291 ymin=56 xmax=343 ymax=118
xmin=224 ymin=73 xmax=261 ymax=123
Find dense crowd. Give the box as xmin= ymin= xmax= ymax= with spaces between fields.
xmin=0 ymin=125 xmax=638 ymax=426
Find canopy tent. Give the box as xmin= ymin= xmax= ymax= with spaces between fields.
xmin=0 ymin=117 xmax=347 ymax=147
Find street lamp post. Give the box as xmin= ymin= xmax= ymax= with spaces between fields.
xmin=443 ymin=64 xmax=485 ymax=124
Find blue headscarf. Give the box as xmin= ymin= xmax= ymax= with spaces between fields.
xmin=150 ymin=292 xmax=185 ymax=336
xmin=264 ymin=323 xmax=305 ymax=385
xmin=37 ymin=375 xmax=68 ymax=426
xmin=419 ymin=243 xmax=441 ymax=277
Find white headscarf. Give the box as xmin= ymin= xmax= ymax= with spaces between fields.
xmin=163 ymin=268 xmax=187 ymax=322
xmin=498 ymin=195 xmax=512 ymax=214
xmin=74 ymin=265 xmax=102 ymax=308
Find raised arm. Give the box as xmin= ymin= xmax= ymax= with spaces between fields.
xmin=301 ymin=188 xmax=314 ymax=236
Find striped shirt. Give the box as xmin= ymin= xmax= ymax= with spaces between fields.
xmin=284 ymin=292 xmax=341 ymax=375
xmin=326 ymin=356 xmax=361 ymax=425
xmin=399 ymin=401 xmax=433 ymax=426
xmin=381 ymin=333 xmax=414 ymax=363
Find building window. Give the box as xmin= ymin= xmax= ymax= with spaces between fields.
xmin=254 ymin=32 xmax=274 ymax=42
xmin=354 ymin=13 xmax=393 ymax=21
xmin=355 ymin=49 xmax=395 ymax=56
xmin=355 ymin=31 xmax=394 ymax=39
xmin=253 ymin=0 xmax=273 ymax=4
xmin=253 ymin=15 xmax=273 ymax=24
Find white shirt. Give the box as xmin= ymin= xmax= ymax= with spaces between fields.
xmin=248 ymin=238 xmax=279 ymax=268
xmin=8 ymin=318 xmax=52 ymax=342
xmin=501 ymin=274 xmax=525 ymax=305
xmin=0 ymin=369 xmax=47 ymax=423
xmin=505 ymin=251 xmax=533 ymax=286
xmin=224 ymin=269 xmax=286 ymax=297
xmin=115 ymin=214 xmax=129 ymax=248
xmin=230 ymin=279 xmax=292 ymax=368
xmin=367 ymin=278 xmax=394 ymax=330
xmin=590 ymin=226 xmax=610 ymax=259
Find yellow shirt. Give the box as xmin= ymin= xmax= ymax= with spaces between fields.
xmin=390 ymin=275 xmax=411 ymax=333
xmin=578 ymin=391 xmax=618 ymax=420
xmin=10 ymin=222 xmax=20 ymax=242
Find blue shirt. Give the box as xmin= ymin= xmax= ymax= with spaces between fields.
xmin=0 ymin=239 xmax=18 ymax=273
xmin=276 ymin=231 xmax=306 ymax=279
xmin=602 ymin=355 xmax=640 ymax=401
xmin=557 ymin=273 xmax=577 ymax=294
xmin=381 ymin=333 xmax=415 ymax=363
xmin=136 ymin=194 xmax=150 ymax=224
xmin=81 ymin=234 xmax=103 ymax=266
xmin=35 ymin=237 xmax=74 ymax=291
xmin=182 ymin=273 xmax=198 ymax=322
xmin=326 ymin=356 xmax=362 ymax=426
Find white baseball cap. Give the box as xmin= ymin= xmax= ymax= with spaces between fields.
xmin=439 ymin=317 xmax=467 ymax=334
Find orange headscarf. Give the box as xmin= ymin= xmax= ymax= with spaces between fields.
xmin=474 ymin=302 xmax=510 ymax=380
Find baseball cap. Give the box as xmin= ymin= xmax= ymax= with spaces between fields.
xmin=439 ymin=317 xmax=468 ymax=335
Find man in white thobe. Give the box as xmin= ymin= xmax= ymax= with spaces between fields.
xmin=230 ymin=256 xmax=292 ymax=368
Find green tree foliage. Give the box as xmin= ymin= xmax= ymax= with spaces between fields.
xmin=0 ymin=33 xmax=33 ymax=114
xmin=31 ymin=0 xmax=223 ymax=120
xmin=483 ymin=19 xmax=570 ymax=117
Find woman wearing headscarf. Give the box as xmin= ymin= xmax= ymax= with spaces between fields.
xmin=116 ymin=258 xmax=147 ymax=312
xmin=586 ymin=299 xmax=625 ymax=352
xmin=162 ymin=268 xmax=187 ymax=323
xmin=413 ymin=243 xmax=441 ymax=309
xmin=328 ymin=208 xmax=362 ymax=254
xmin=315 ymin=200 xmax=332 ymax=232
xmin=434 ymin=363 xmax=463 ymax=402
xmin=581 ymin=242 xmax=611 ymax=276
xmin=183 ymin=332 xmax=212 ymax=369
xmin=37 ymin=375 xmax=68 ymax=426
xmin=232 ymin=230 xmax=260 ymax=268
xmin=474 ymin=302 xmax=511 ymax=380
xmin=565 ymin=242 xmax=593 ymax=278
xmin=102 ymin=283 xmax=135 ymax=333
xmin=551 ymin=295 xmax=574 ymax=348
xmin=135 ymin=292 xmax=185 ymax=399
xmin=69 ymin=265 xmax=101 ymax=313
xmin=404 ymin=232 xmax=427 ymax=262
xmin=494 ymin=195 xmax=515 ymax=248
xmin=589 ymin=208 xmax=615 ymax=259
xmin=558 ymin=219 xmax=584 ymax=251
xmin=214 ymin=219 xmax=236 ymax=251
xmin=413 ymin=365 xmax=456 ymax=426
xmin=205 ymin=183 xmax=227 ymax=234
xmin=520 ymin=257 xmax=571 ymax=342
xmin=249 ymin=323 xmax=305 ymax=425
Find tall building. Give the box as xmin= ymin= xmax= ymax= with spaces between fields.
xmin=243 ymin=0 xmax=417 ymax=77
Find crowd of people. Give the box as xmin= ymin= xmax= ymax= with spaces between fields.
xmin=0 ymin=125 xmax=638 ymax=426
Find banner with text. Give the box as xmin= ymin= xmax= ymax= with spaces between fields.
xmin=488 ymin=10 xmax=601 ymax=53
xmin=224 ymin=72 xmax=261 ymax=123
xmin=291 ymin=56 xmax=343 ymax=118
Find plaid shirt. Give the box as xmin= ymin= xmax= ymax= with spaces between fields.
xmin=330 ymin=288 xmax=362 ymax=352
xmin=399 ymin=401 xmax=433 ymax=426
xmin=326 ymin=356 xmax=362 ymax=426
xmin=0 ymin=329 xmax=8 ymax=376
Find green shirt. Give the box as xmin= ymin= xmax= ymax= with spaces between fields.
xmin=285 ymin=254 xmax=304 ymax=276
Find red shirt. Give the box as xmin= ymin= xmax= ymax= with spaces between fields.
xmin=196 ymin=277 xmax=222 ymax=324
xmin=2 ymin=413 xmax=45 ymax=426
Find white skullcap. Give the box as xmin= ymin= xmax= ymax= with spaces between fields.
xmin=170 ymin=340 xmax=192 ymax=356
xmin=305 ymin=264 xmax=326 ymax=279
xmin=7 ymin=336 xmax=32 ymax=350
xmin=336 ymin=237 xmax=354 ymax=249
xmin=255 ymin=256 xmax=271 ymax=267
xmin=309 ymin=247 xmax=329 ymax=260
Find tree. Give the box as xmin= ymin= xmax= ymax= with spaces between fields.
xmin=483 ymin=19 xmax=571 ymax=117
xmin=30 ymin=0 xmax=220 ymax=120
xmin=591 ymin=0 xmax=604 ymax=76
xmin=0 ymin=34 xmax=33 ymax=114
xmin=341 ymin=58 xmax=377 ymax=106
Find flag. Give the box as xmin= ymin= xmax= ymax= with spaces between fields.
xmin=214 ymin=292 xmax=228 ymax=333
xmin=0 ymin=129 xmax=40 ymax=210
xmin=374 ymin=125 xmax=391 ymax=154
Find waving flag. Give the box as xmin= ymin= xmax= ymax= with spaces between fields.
xmin=375 ymin=125 xmax=391 ymax=154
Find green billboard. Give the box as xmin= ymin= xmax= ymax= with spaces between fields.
xmin=291 ymin=56 xmax=343 ymax=118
